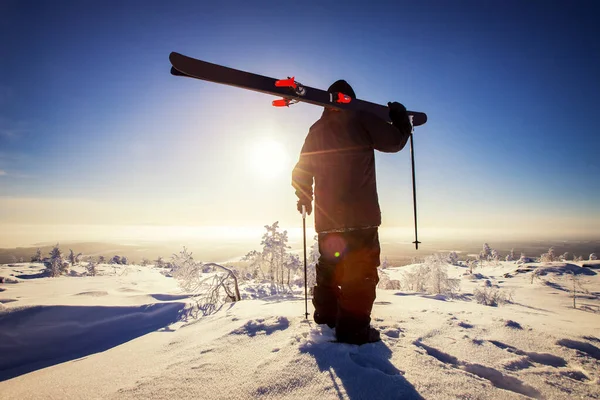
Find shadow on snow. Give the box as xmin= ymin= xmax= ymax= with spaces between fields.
xmin=0 ymin=302 xmax=186 ymax=381
xmin=301 ymin=335 xmax=423 ymax=400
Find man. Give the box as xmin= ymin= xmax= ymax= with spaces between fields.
xmin=292 ymin=79 xmax=412 ymax=345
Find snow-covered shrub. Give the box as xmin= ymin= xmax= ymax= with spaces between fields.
xmin=110 ymin=255 xmax=121 ymax=265
xmin=590 ymin=253 xmax=598 ymax=261
xmin=31 ymin=248 xmax=42 ymax=263
xmin=473 ymin=286 xmax=512 ymax=306
xmin=401 ymin=254 xmax=460 ymax=296
xmin=44 ymin=244 xmax=69 ymax=277
xmin=98 ymin=255 xmax=106 ymax=264
xmin=140 ymin=258 xmax=150 ymax=266
xmin=517 ymin=253 xmax=535 ymax=264
xmin=120 ymin=256 xmax=128 ymax=265
xmin=154 ymin=256 xmax=166 ymax=268
xmin=171 ymin=247 xmax=240 ymax=317
xmin=540 ymin=247 xmax=556 ymax=262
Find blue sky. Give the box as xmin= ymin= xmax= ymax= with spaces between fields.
xmin=0 ymin=0 xmax=598 ymax=245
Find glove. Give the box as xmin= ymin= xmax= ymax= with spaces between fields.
xmin=297 ymin=199 xmax=312 ymax=216
xmin=388 ymin=102 xmax=411 ymax=131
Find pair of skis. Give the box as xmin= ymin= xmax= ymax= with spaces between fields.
xmin=169 ymin=52 xmax=426 ymax=318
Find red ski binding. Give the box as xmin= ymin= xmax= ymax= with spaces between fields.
xmin=275 ymin=77 xmax=297 ymax=90
xmin=272 ymin=98 xmax=291 ymax=107
xmin=334 ymin=92 xmax=352 ymax=104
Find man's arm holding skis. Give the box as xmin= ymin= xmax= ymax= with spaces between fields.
xmin=359 ymin=102 xmax=413 ymax=153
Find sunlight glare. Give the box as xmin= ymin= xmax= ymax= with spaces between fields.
xmin=247 ymin=139 xmax=289 ymax=179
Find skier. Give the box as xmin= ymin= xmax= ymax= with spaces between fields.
xmin=292 ymin=79 xmax=412 ymax=344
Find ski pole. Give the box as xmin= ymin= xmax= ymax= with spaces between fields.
xmin=409 ymin=115 xmax=421 ymax=250
xmin=302 ymin=205 xmax=309 ymax=319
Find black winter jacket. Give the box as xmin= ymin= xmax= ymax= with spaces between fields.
xmin=292 ymin=109 xmax=411 ymax=233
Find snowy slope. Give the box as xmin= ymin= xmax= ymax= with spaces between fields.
xmin=1 ymin=261 xmax=599 ymax=399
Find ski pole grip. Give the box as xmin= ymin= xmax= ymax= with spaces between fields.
xmin=302 ymin=205 xmax=307 ymax=219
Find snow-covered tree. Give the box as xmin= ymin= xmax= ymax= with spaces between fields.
xmin=505 ymin=248 xmax=516 ymax=262
xmin=140 ymin=258 xmax=150 ymax=266
xmin=31 ymin=248 xmax=42 ymax=262
xmin=284 ymin=253 xmax=301 ymax=286
xmin=467 ymin=259 xmax=478 ymax=275
xmin=381 ymin=256 xmax=390 ymax=269
xmin=306 ymin=236 xmax=319 ymax=288
xmin=480 ymin=243 xmax=492 ymax=261
xmin=86 ymin=259 xmax=98 ymax=276
xmin=491 ymin=249 xmax=500 ymax=263
xmin=110 ymin=255 xmax=121 ymax=265
xmin=45 ymin=244 xmax=68 ymax=277
xmin=590 ymin=253 xmax=598 ymax=261
xmin=260 ymin=222 xmax=290 ymax=284
xmin=378 ymin=270 xmax=401 ymax=290
xmin=98 ymin=255 xmax=106 ymax=264
xmin=243 ymin=222 xmax=293 ymax=289
xmin=446 ymin=252 xmax=459 ymax=265
xmin=68 ymin=249 xmax=82 ymax=266
xmin=154 ymin=256 xmax=166 ymax=268
xmin=540 ymin=247 xmax=556 ymax=262
xmin=241 ymin=250 xmax=264 ymax=279
xmin=120 ymin=256 xmax=128 ymax=265
xmin=559 ymin=252 xmax=572 ymax=261
xmin=402 ymin=254 xmax=459 ymax=296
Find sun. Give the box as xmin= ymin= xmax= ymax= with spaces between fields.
xmin=247 ymin=139 xmax=290 ymax=179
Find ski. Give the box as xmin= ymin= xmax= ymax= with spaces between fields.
xmin=169 ymin=52 xmax=427 ymax=127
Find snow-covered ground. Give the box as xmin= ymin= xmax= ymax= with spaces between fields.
xmin=1 ymin=260 xmax=599 ymax=399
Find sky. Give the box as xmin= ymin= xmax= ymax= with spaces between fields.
xmin=0 ymin=0 xmax=599 ymax=247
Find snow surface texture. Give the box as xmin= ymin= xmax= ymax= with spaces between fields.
xmin=1 ymin=261 xmax=599 ymax=399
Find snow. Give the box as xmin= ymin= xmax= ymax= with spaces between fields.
xmin=1 ymin=261 xmax=599 ymax=399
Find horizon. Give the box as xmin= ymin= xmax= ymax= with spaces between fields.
xmin=1 ymin=1 xmax=599 ymax=247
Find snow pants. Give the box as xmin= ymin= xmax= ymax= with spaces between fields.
xmin=312 ymin=227 xmax=380 ymax=337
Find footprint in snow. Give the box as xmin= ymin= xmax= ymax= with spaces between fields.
xmin=230 ymin=316 xmax=290 ymax=337
xmin=557 ymin=339 xmax=600 ymax=360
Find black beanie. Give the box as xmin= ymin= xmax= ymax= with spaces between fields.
xmin=327 ymin=79 xmax=356 ymax=99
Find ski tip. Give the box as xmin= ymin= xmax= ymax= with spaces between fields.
xmin=170 ymin=67 xmax=188 ymax=77
xmin=409 ymin=112 xmax=427 ymax=127
xmin=169 ymin=52 xmax=182 ymax=63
